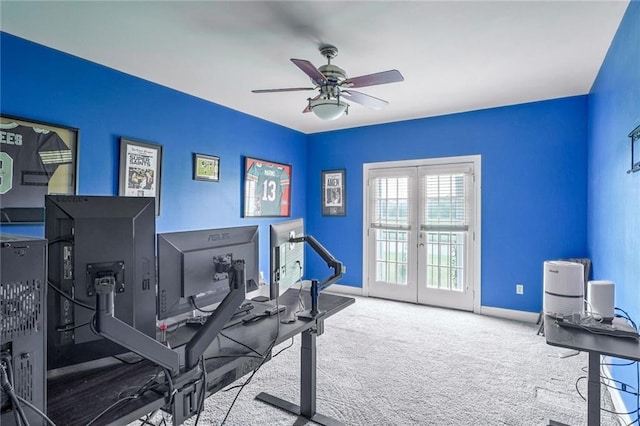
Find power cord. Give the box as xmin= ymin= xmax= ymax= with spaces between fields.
xmin=190 ymin=296 xmax=216 ymax=313
xmin=1 ymin=357 xmax=56 ymax=426
xmin=84 ymin=395 xmax=139 ymax=426
xmin=193 ymin=356 xmax=207 ymax=425
xmin=273 ymin=337 xmax=294 ymax=358
xmin=85 ymin=370 xmax=164 ymax=426
xmin=47 ymin=280 xmax=95 ymax=311
xmin=1 ymin=360 xmax=28 ymax=426
xmin=219 ymin=297 xmax=282 ymax=425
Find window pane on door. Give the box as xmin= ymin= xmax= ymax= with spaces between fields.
xmin=375 ymin=230 xmax=409 ymax=285
xmin=371 ymin=175 xmax=412 ymax=286
xmin=373 ymin=177 xmax=410 ymax=227
xmin=425 ymin=231 xmax=465 ymax=290
xmin=422 ymin=172 xmax=468 ymax=292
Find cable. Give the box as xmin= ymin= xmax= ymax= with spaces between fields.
xmin=218 ymin=332 xmax=262 ymax=356
xmin=615 ymin=308 xmax=637 ymax=329
xmin=15 ymin=395 xmax=56 ymax=426
xmin=575 ymin=376 xmax=640 ymax=416
xmin=205 ymin=354 xmax=263 ymax=361
xmin=56 ymin=320 xmax=92 ymax=332
xmin=86 ymin=370 xmax=163 ymax=426
xmin=1 ymin=355 xmax=22 ymax=426
xmin=220 ymin=339 xmax=276 ymax=424
xmin=193 ymin=356 xmax=207 ymax=425
xmin=613 ymin=309 xmax=640 ymax=425
xmin=220 ymin=302 xmax=281 ymax=425
xmin=162 ymin=368 xmax=176 ymax=407
xmin=47 ymin=280 xmax=95 ymax=311
xmin=47 ymin=235 xmax=73 ymax=246
xmin=112 ymin=354 xmax=146 ymax=365
xmin=273 ymin=337 xmax=294 ymax=358
xmin=84 ymin=395 xmax=138 ymax=426
xmin=190 ymin=296 xmax=216 ymax=313
xmin=1 ymin=358 xmax=29 ymax=426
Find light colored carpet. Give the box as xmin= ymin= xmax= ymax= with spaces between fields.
xmin=134 ymin=294 xmax=620 ymax=425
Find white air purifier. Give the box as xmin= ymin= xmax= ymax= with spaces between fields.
xmin=587 ymin=280 xmax=615 ymax=321
xmin=543 ymin=260 xmax=584 ymax=318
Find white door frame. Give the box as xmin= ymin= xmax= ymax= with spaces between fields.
xmin=362 ymin=155 xmax=482 ymax=313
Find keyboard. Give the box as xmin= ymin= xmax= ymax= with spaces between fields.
xmin=556 ymin=316 xmax=639 ymax=340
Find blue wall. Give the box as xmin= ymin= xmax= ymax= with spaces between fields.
xmin=0 ymin=32 xmax=307 ymax=277
xmin=306 ymin=97 xmax=589 ymax=313
xmin=0 ymin=31 xmax=596 ymax=316
xmin=587 ymin=0 xmax=639 ymax=415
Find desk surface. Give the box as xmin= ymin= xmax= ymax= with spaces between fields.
xmin=544 ymin=315 xmax=640 ymax=361
xmin=47 ymin=289 xmax=355 ymax=426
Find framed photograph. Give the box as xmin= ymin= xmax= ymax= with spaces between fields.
xmin=118 ymin=137 xmax=162 ymax=216
xmin=193 ymin=153 xmax=220 ymax=182
xmin=243 ymin=156 xmax=291 ymax=217
xmin=1 ymin=114 xmax=79 ymax=223
xmin=322 ymin=169 xmax=346 ymax=216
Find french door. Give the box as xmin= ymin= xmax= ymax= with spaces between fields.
xmin=365 ymin=156 xmax=480 ymax=311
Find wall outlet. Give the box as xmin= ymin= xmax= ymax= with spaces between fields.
xmin=516 ymin=284 xmax=524 ymax=295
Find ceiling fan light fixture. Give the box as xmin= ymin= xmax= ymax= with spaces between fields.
xmin=310 ymin=98 xmax=348 ymax=121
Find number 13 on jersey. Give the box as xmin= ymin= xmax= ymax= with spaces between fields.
xmin=244 ymin=157 xmax=291 ymax=217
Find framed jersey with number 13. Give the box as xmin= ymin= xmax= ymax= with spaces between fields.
xmin=0 ymin=114 xmax=78 ymax=223
xmin=243 ymin=156 xmax=291 ymax=217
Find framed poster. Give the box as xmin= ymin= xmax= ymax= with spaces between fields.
xmin=243 ymin=156 xmax=291 ymax=217
xmin=118 ymin=137 xmax=162 ymax=215
xmin=322 ymin=169 xmax=346 ymax=216
xmin=0 ymin=114 xmax=79 ymax=223
xmin=193 ymin=153 xmax=220 ymax=182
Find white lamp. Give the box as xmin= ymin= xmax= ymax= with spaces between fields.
xmin=310 ymin=98 xmax=348 ymax=121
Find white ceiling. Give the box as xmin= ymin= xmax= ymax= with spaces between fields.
xmin=0 ymin=1 xmax=629 ymax=134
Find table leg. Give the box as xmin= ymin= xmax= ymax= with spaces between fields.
xmin=300 ymin=328 xmax=317 ymax=417
xmin=255 ymin=328 xmax=343 ymax=426
xmin=587 ymin=351 xmax=601 ymax=426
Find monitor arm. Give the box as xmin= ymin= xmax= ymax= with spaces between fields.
xmin=94 ymin=260 xmax=247 ymax=374
xmin=184 ymin=260 xmax=246 ymax=370
xmin=94 ymin=261 xmax=247 ymax=423
xmin=95 ymin=278 xmax=180 ymax=375
xmin=289 ymin=235 xmax=344 ymax=318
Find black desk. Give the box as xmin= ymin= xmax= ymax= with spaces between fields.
xmin=544 ymin=315 xmax=640 ymax=426
xmin=47 ymin=289 xmax=354 ymax=425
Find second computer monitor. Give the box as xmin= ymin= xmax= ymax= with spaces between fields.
xmin=270 ymin=218 xmax=304 ymax=299
xmin=157 ymin=225 xmax=259 ymax=321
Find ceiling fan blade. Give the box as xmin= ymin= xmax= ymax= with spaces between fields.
xmin=252 ymin=87 xmax=315 ymax=93
xmin=341 ymin=90 xmax=388 ymax=110
xmin=291 ymin=58 xmax=327 ymax=84
xmin=343 ymin=69 xmax=404 ymax=88
xmin=303 ymin=94 xmax=321 ymax=113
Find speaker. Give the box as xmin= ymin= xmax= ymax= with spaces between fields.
xmin=587 ymin=280 xmax=615 ymax=321
xmin=543 ymin=260 xmax=584 ymax=318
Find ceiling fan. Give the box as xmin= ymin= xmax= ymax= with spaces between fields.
xmin=252 ymin=45 xmax=404 ymax=121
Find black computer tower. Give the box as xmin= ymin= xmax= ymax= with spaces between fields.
xmin=1 ymin=235 xmax=47 ymax=426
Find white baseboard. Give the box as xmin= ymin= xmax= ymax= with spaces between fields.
xmin=479 ymin=306 xmax=541 ymax=323
xmin=601 ymin=358 xmax=633 ymax=425
xmin=321 ymin=288 xmax=541 ymax=323
xmin=325 ymin=283 xmax=364 ymax=296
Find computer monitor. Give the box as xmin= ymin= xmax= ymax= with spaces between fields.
xmin=45 ymin=195 xmax=157 ymax=370
xmin=270 ymin=218 xmax=304 ymax=299
xmin=157 ymin=225 xmax=259 ymax=321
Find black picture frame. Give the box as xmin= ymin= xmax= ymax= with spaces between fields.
xmin=0 ymin=114 xmax=79 ymax=223
xmin=243 ymin=156 xmax=291 ymax=217
xmin=322 ymin=169 xmax=346 ymax=216
xmin=193 ymin=153 xmax=220 ymax=182
xmin=118 ymin=137 xmax=163 ymax=216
